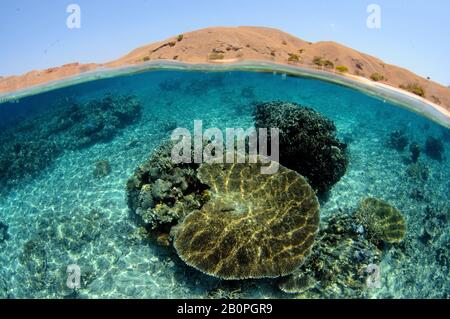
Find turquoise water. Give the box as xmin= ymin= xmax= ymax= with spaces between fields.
xmin=0 ymin=70 xmax=448 ymax=298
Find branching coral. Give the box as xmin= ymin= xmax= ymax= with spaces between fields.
xmin=254 ymin=101 xmax=348 ymax=193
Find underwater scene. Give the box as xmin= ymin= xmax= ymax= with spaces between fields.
xmin=0 ymin=70 xmax=448 ymax=299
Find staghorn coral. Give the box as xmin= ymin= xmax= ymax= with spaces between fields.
xmin=254 ymin=101 xmax=348 ymax=193
xmin=354 ymin=198 xmax=406 ymax=245
xmin=279 ymin=211 xmax=381 ymax=298
xmin=126 ymin=140 xmax=208 ymax=230
xmin=172 ymin=158 xmax=320 ymax=280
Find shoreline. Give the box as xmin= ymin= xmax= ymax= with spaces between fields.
xmin=0 ymin=60 xmax=449 ymax=129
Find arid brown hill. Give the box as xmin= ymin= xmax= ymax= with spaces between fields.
xmin=1 ymin=26 xmax=449 ymax=111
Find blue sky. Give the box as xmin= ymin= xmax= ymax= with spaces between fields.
xmin=0 ymin=0 xmax=449 ymax=85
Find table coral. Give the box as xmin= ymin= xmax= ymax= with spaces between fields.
xmin=172 ymin=158 xmax=320 ymax=280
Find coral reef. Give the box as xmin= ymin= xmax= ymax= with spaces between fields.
xmin=0 ymin=94 xmax=142 ymax=188
xmin=279 ymin=211 xmax=381 ymax=298
xmin=20 ymin=238 xmax=48 ymax=290
xmin=253 ymin=101 xmax=348 ymax=193
xmin=0 ymin=221 xmax=9 ymax=243
xmin=386 ymin=130 xmax=409 ymax=151
xmin=418 ymin=206 xmax=448 ymax=245
xmin=409 ymin=142 xmax=421 ymax=163
xmin=370 ymin=73 xmax=384 ymax=82
xmin=0 ymin=140 xmax=62 ymax=187
xmin=93 ymin=160 xmax=112 ymax=178
xmin=406 ymin=162 xmax=429 ymax=183
xmin=126 ymin=140 xmax=208 ymax=230
xmin=52 ymin=94 xmax=142 ymax=150
xmin=172 ymin=158 xmax=320 ymax=280
xmin=424 ymin=136 xmax=444 ymax=161
xmin=354 ymin=198 xmax=406 ymax=245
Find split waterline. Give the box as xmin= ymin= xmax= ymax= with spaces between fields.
xmin=0 ymin=67 xmax=448 ymax=298
xmin=1 ymin=60 xmax=449 ymax=129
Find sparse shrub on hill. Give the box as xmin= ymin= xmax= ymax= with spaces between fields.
xmin=313 ymin=56 xmax=334 ymax=69
xmin=288 ymin=53 xmax=300 ymax=63
xmin=208 ymin=52 xmax=225 ymax=60
xmin=370 ymin=73 xmax=384 ymax=82
xmin=400 ymin=83 xmax=426 ymax=97
xmin=336 ymin=65 xmax=349 ymax=73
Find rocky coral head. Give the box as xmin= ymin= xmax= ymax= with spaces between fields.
xmin=424 ymin=136 xmax=444 ymax=162
xmin=278 ymin=211 xmax=382 ymax=297
xmin=172 ymin=158 xmax=320 ymax=280
xmin=355 ymin=198 xmax=406 ymax=244
xmin=125 ymin=140 xmax=207 ymax=230
xmin=253 ymin=101 xmax=348 ymax=193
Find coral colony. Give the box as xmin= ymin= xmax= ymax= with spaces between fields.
xmin=170 ymin=120 xmax=280 ymax=174
xmin=125 ymin=99 xmax=411 ymax=297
